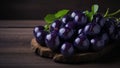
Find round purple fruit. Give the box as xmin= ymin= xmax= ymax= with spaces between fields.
xmin=74 ymin=13 xmax=87 ymax=27
xmin=74 ymin=35 xmax=90 ymax=51
xmin=33 ymin=26 xmax=47 ymax=46
xmin=50 ymin=20 xmax=62 ymax=32
xmin=61 ymin=42 xmax=74 ymax=57
xmin=45 ymin=32 xmax=60 ymax=51
xmin=90 ymin=38 xmax=105 ymax=51
xmin=84 ymin=23 xmax=101 ymax=35
xmin=59 ymin=27 xmax=74 ymax=40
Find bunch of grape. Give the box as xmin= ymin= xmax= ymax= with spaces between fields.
xmin=33 ymin=5 xmax=120 ymax=57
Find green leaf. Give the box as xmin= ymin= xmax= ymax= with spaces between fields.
xmin=91 ymin=4 xmax=99 ymax=14
xmin=86 ymin=12 xmax=94 ymax=21
xmin=44 ymin=24 xmax=50 ymax=31
xmin=84 ymin=4 xmax=99 ymax=22
xmin=44 ymin=14 xmax=56 ymax=24
xmin=104 ymin=8 xmax=109 ymax=17
xmin=44 ymin=9 xmax=69 ymax=31
xmin=83 ymin=10 xmax=89 ymax=15
xmin=55 ymin=9 xmax=69 ymax=18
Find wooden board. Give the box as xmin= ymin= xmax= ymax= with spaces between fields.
xmin=31 ymin=38 xmax=119 ymax=63
xmin=31 ymin=38 xmax=55 ymax=58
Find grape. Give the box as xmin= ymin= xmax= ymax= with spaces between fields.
xmin=93 ymin=14 xmax=103 ymax=23
xmin=70 ymin=10 xmax=81 ymax=18
xmin=104 ymin=18 xmax=116 ymax=40
xmin=33 ymin=26 xmax=44 ymax=34
xmin=74 ymin=34 xmax=90 ymax=51
xmin=45 ymin=32 xmax=60 ymax=51
xmin=107 ymin=25 xmax=115 ymax=35
xmin=117 ymin=22 xmax=120 ymax=28
xmin=108 ymin=18 xmax=117 ymax=25
xmin=117 ymin=23 xmax=120 ymax=39
xmin=92 ymin=14 xmax=105 ymax=27
xmin=101 ymin=33 xmax=109 ymax=43
xmin=33 ymin=26 xmax=48 ymax=46
xmin=65 ymin=21 xmax=76 ymax=29
xmin=61 ymin=42 xmax=74 ymax=57
xmin=84 ymin=23 xmax=101 ymax=35
xmin=61 ymin=15 xmax=73 ymax=27
xmin=59 ymin=27 xmax=74 ymax=40
xmin=74 ymin=13 xmax=88 ymax=27
xmin=50 ymin=20 xmax=62 ymax=32
xmin=99 ymin=18 xmax=106 ymax=27
xmin=90 ymin=38 xmax=105 ymax=51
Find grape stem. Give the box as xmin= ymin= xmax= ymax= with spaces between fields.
xmin=104 ymin=8 xmax=109 ymax=17
xmin=107 ymin=9 xmax=120 ymax=17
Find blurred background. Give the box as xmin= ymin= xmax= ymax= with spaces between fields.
xmin=0 ymin=0 xmax=120 ymax=20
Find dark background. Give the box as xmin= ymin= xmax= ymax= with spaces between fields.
xmin=0 ymin=0 xmax=120 ymax=20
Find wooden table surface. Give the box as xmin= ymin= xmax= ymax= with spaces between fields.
xmin=0 ymin=20 xmax=120 ymax=68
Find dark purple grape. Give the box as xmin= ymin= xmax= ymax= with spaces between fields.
xmin=110 ymin=27 xmax=119 ymax=40
xmin=74 ymin=13 xmax=87 ymax=27
xmin=99 ymin=18 xmax=106 ymax=27
xmin=101 ymin=33 xmax=109 ymax=43
xmin=45 ymin=32 xmax=60 ymax=51
xmin=74 ymin=35 xmax=90 ymax=51
xmin=92 ymin=14 xmax=106 ymax=27
xmin=61 ymin=42 xmax=74 ymax=57
xmin=107 ymin=25 xmax=115 ymax=35
xmin=104 ymin=18 xmax=116 ymax=40
xmin=90 ymin=38 xmax=105 ymax=51
xmin=65 ymin=21 xmax=76 ymax=29
xmin=105 ymin=24 xmax=115 ymax=35
xmin=117 ymin=22 xmax=120 ymax=28
xmin=61 ymin=15 xmax=73 ymax=27
xmin=33 ymin=26 xmax=44 ymax=34
xmin=33 ymin=26 xmax=47 ymax=46
xmin=59 ymin=27 xmax=74 ymax=40
xmin=84 ymin=23 xmax=101 ymax=35
xmin=108 ymin=18 xmax=117 ymax=25
xmin=70 ymin=10 xmax=81 ymax=18
xmin=111 ymin=32 xmax=119 ymax=40
xmin=113 ymin=22 xmax=120 ymax=40
xmin=93 ymin=14 xmax=103 ymax=23
xmin=35 ymin=30 xmax=48 ymax=46
xmin=117 ymin=23 xmax=120 ymax=39
xmin=50 ymin=20 xmax=61 ymax=32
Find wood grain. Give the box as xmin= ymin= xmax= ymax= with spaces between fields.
xmin=0 ymin=20 xmax=45 ymax=28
